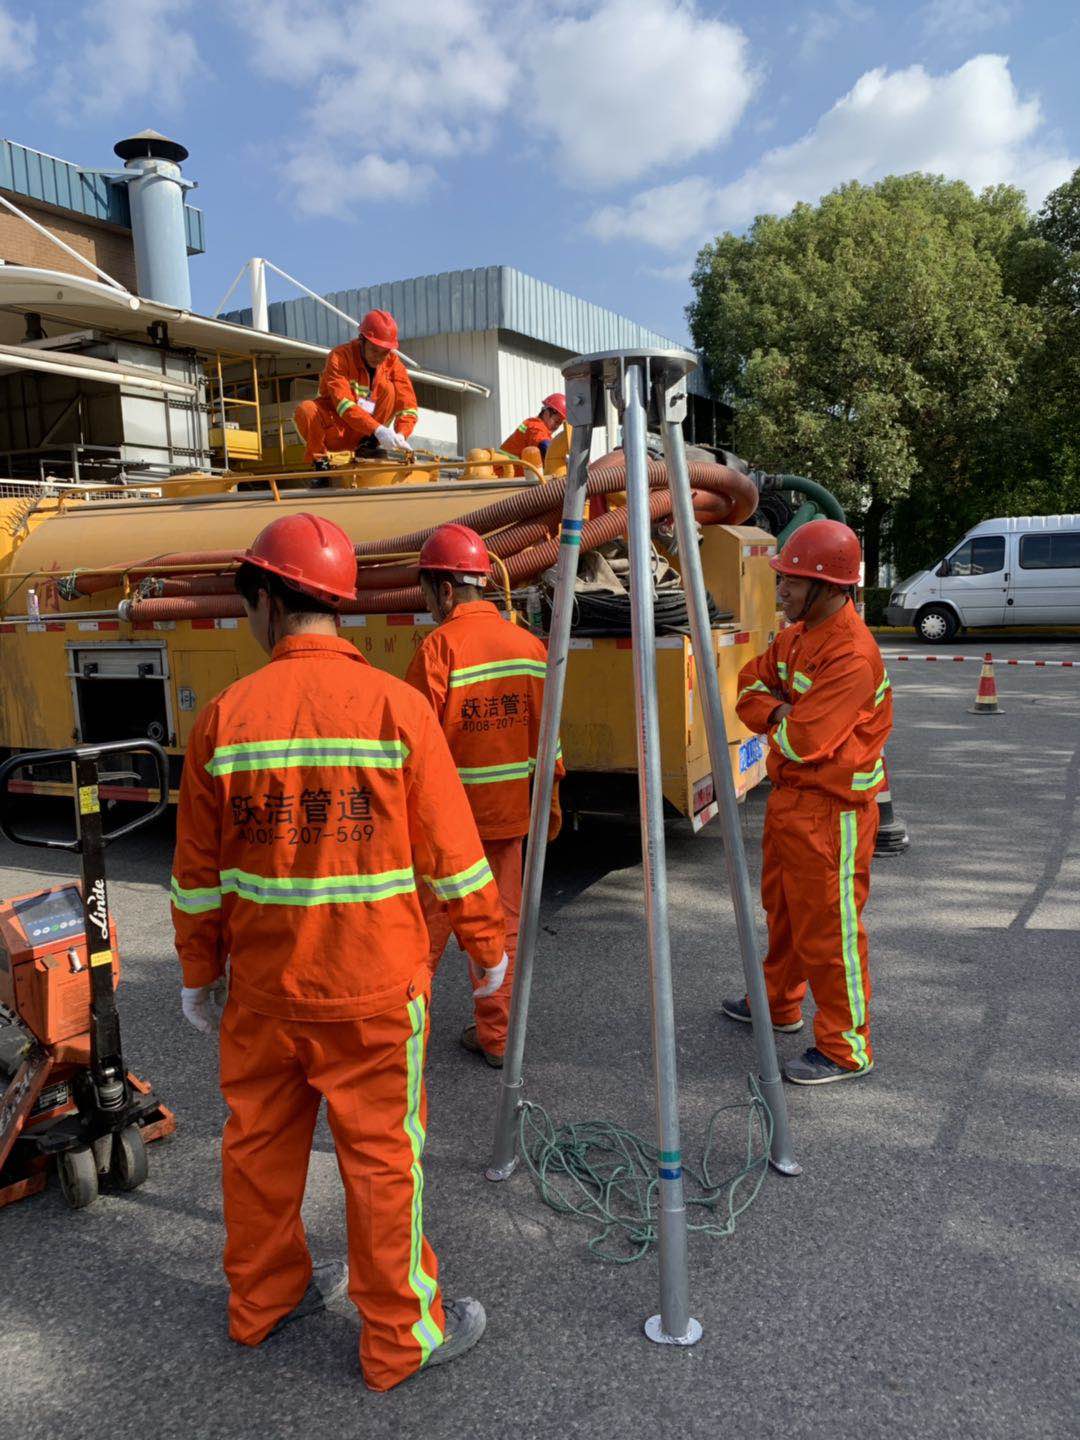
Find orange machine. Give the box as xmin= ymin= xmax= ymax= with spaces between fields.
xmin=0 ymin=740 xmax=175 ymax=1210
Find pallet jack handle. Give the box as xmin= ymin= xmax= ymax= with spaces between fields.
xmin=0 ymin=740 xmax=169 ymax=850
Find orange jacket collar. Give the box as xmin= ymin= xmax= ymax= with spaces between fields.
xmin=445 ymin=600 xmax=501 ymax=623
xmin=270 ymin=633 xmax=370 ymax=665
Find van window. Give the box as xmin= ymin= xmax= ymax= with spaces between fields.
xmin=948 ymin=536 xmax=1005 ymax=575
xmin=1018 ymin=533 xmax=1080 ymax=570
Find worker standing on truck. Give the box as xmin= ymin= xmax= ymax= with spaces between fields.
xmin=405 ymin=523 xmax=563 ymax=1068
xmin=724 ymin=519 xmax=893 ymax=1084
xmin=497 ymin=393 xmax=566 ymax=475
xmin=171 ymin=512 xmax=507 ymax=1391
xmin=293 ymin=309 xmax=419 ymax=476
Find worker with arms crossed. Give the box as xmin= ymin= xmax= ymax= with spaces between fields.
xmin=293 ymin=308 xmax=418 ymax=477
xmin=724 ymin=519 xmax=893 ymax=1084
xmin=171 ymin=512 xmax=507 ymax=1390
xmin=405 ymin=523 xmax=563 ymax=1068
xmin=496 ymin=393 xmax=566 ymax=475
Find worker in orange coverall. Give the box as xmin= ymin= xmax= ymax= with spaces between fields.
xmin=293 ymin=308 xmax=418 ymax=477
xmin=405 ymin=523 xmax=563 ymax=1068
xmin=171 ymin=512 xmax=506 ymax=1390
xmin=723 ymin=519 xmax=893 ymax=1085
xmin=496 ymin=393 xmax=566 ymax=475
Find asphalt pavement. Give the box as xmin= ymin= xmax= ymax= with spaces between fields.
xmin=1 ymin=635 xmax=1077 ymax=1440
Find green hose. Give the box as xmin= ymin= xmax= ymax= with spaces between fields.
xmin=771 ymin=474 xmax=846 ymax=523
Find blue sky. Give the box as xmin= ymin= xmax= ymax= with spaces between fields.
xmin=2 ymin=0 xmax=1077 ymax=344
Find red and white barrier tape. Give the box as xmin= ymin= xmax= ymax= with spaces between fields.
xmin=888 ymin=654 xmax=1078 ymax=667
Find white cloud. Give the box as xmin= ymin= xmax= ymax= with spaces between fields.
xmin=0 ymin=3 xmax=36 ymax=72
xmin=789 ymin=1 xmax=870 ymax=63
xmin=232 ymin=0 xmax=515 ymax=215
xmin=920 ymin=0 xmax=1013 ymax=41
xmin=588 ymin=54 xmax=1077 ymax=256
xmin=50 ymin=0 xmax=200 ymax=121
xmin=526 ymin=0 xmax=755 ymax=187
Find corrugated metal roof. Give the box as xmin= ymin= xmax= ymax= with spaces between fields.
xmin=229 ymin=265 xmax=709 ymax=395
xmin=0 ymin=138 xmax=205 ymax=255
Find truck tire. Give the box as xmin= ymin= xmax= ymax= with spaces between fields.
xmin=915 ymin=605 xmax=958 ymax=643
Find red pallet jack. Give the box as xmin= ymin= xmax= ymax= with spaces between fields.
xmin=0 ymin=740 xmax=175 ymax=1210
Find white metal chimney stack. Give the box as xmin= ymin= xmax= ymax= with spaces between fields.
xmin=113 ymin=130 xmax=194 ymax=310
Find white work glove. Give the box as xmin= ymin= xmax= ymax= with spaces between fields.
xmin=373 ymin=424 xmax=412 ymax=452
xmin=469 ymin=952 xmax=509 ymax=999
xmin=181 ymin=980 xmax=226 ymax=1035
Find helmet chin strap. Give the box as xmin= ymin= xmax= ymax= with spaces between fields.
xmin=794 ymin=579 xmax=827 ymax=623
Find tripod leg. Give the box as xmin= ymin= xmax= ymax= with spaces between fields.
xmin=623 ymin=359 xmax=701 ymax=1345
xmin=657 ymin=391 xmax=800 ymax=1177
xmin=487 ymin=411 xmax=595 ymax=1181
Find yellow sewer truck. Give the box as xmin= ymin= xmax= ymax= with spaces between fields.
xmin=0 ymin=475 xmax=777 ymax=827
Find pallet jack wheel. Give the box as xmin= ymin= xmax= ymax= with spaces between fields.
xmin=57 ymin=1146 xmax=99 ymax=1209
xmin=111 ymin=1125 xmax=149 ymax=1191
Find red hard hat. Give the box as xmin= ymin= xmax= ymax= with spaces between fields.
xmin=418 ymin=523 xmax=490 ymax=579
xmin=541 ymin=393 xmax=567 ymax=421
xmin=242 ymin=512 xmax=357 ymax=605
xmin=770 ymin=519 xmax=861 ymax=587
xmin=359 ymin=309 xmax=398 ymax=350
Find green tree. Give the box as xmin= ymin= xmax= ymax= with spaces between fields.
xmin=688 ymin=175 xmax=1039 ymax=582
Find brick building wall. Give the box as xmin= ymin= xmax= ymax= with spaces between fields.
xmin=0 ymin=195 xmax=137 ymax=290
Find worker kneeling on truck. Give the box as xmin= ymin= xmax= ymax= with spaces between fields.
xmin=724 ymin=519 xmax=893 ymax=1084
xmin=293 ymin=308 xmax=418 ymax=476
xmin=171 ymin=512 xmax=507 ymax=1390
xmin=406 ymin=523 xmax=563 ymax=1068
xmin=496 ymin=393 xmax=566 ymax=475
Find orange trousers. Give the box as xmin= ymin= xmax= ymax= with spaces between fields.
xmin=294 ymin=396 xmax=368 ymax=462
xmin=759 ymin=788 xmax=878 ymax=1071
xmin=219 ymin=993 xmax=445 ymax=1392
xmin=422 ymin=834 xmax=521 ymax=1055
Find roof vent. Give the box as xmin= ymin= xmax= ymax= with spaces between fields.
xmin=114 ymin=130 xmax=189 ymax=165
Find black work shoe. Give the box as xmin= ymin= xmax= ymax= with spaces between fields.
xmin=784 ymin=1047 xmax=873 ymax=1085
xmin=461 ymin=1024 xmax=503 ymax=1069
xmin=424 ymin=1298 xmax=486 ymax=1370
xmin=721 ymin=996 xmax=804 ymax=1034
xmin=268 ymin=1260 xmax=348 ymax=1335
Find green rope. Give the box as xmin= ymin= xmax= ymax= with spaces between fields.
xmin=516 ymin=1074 xmax=774 ymax=1264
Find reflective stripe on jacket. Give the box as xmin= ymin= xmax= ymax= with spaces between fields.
xmin=735 ymin=601 xmax=893 ymax=804
xmin=171 ymin=634 xmax=503 ymax=1017
xmin=404 ymin=600 xmax=563 ymax=841
xmin=319 ymin=341 xmax=418 ymax=439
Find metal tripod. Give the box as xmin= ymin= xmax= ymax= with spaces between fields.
xmin=486 ymin=348 xmax=800 ymax=1347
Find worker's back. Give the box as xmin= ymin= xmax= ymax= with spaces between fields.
xmin=172 ymin=633 xmax=500 ymax=1020
xmin=405 ymin=601 xmax=559 ymax=840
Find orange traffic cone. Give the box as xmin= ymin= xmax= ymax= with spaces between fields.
xmin=969 ymin=652 xmax=1002 ymax=714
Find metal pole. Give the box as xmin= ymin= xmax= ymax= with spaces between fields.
xmin=656 ymin=376 xmax=800 ymax=1176
xmin=250 ymin=258 xmax=270 ymax=332
xmin=487 ymin=404 xmax=594 ymax=1181
xmin=622 ymin=358 xmax=700 ymax=1346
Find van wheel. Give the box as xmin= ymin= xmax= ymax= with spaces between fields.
xmin=915 ymin=605 xmax=958 ymax=643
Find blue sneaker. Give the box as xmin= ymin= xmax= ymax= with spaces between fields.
xmin=784 ymin=1047 xmax=872 ymax=1085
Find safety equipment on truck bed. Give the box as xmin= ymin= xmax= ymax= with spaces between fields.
xmin=418 ymin=524 xmax=491 ymax=582
xmin=541 ymin=393 xmax=567 ymax=421
xmin=359 ymin=309 xmax=399 ymax=349
xmin=241 ymin=513 xmax=357 ymax=605
xmin=181 ymin=981 xmax=226 ymax=1035
xmin=769 ymin=519 xmax=861 ymax=587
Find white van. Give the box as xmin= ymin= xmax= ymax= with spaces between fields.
xmin=886 ymin=514 xmax=1080 ymax=642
